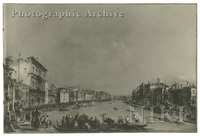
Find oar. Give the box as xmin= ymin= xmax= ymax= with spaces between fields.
xmin=112 ymin=124 xmax=119 ymax=130
xmin=132 ymin=125 xmax=142 ymax=131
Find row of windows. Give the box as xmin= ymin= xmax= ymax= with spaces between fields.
xmin=32 ymin=66 xmax=46 ymax=78
xmin=31 ymin=80 xmax=45 ymax=91
xmin=60 ymin=96 xmax=69 ymax=101
xmin=11 ymin=66 xmax=45 ymax=79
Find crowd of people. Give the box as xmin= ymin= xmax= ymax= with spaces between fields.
xmin=61 ymin=113 xmax=101 ymax=129
xmin=60 ymin=113 xmax=139 ymax=130
xmin=14 ymin=102 xmax=24 ymax=121
xmin=14 ymin=101 xmax=140 ymax=131
xmin=118 ymin=114 xmax=139 ymax=124
xmin=21 ymin=108 xmax=51 ymax=130
xmin=31 ymin=108 xmax=53 ymax=130
xmin=103 ymin=117 xmax=115 ymax=125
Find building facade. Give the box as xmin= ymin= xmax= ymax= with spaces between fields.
xmin=10 ymin=56 xmax=48 ymax=107
xmin=77 ymin=89 xmax=85 ymax=101
xmin=85 ymin=90 xmax=95 ymax=101
xmin=132 ymin=79 xmax=169 ymax=106
xmin=59 ymin=89 xmax=70 ymax=103
xmin=132 ymin=79 xmax=196 ymax=107
xmin=168 ymin=84 xmax=197 ymax=106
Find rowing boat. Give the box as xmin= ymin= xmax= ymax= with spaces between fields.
xmin=54 ymin=119 xmax=148 ymax=133
xmin=54 ymin=120 xmax=103 ymax=133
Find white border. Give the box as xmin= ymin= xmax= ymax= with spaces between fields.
xmin=0 ymin=1 xmax=199 ymax=136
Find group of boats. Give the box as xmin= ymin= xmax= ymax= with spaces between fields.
xmin=59 ymin=105 xmax=81 ymax=111
xmin=52 ymin=100 xmax=150 ymax=132
xmin=54 ymin=119 xmax=149 ymax=132
xmin=54 ymin=103 xmax=149 ymax=132
xmin=37 ymin=104 xmax=57 ymax=111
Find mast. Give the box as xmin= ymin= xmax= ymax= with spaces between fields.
xmin=18 ymin=52 xmax=21 ymax=82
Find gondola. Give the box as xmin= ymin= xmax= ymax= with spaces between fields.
xmin=59 ymin=106 xmax=70 ymax=111
xmin=59 ymin=108 xmax=69 ymax=111
xmin=72 ymin=106 xmax=80 ymax=109
xmin=54 ymin=120 xmax=103 ymax=133
xmin=54 ymin=120 xmax=149 ymax=133
xmin=118 ymin=121 xmax=149 ymax=128
xmin=113 ymin=107 xmax=118 ymax=110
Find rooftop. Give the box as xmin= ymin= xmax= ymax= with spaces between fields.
xmin=27 ymin=56 xmax=48 ymax=72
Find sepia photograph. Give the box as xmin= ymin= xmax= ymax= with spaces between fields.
xmin=2 ymin=4 xmax=197 ymax=133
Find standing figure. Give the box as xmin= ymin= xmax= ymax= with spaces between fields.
xmin=75 ymin=113 xmax=80 ymax=120
xmin=94 ymin=116 xmax=100 ymax=128
xmin=31 ymin=108 xmax=40 ymax=130
xmin=25 ymin=111 xmax=31 ymax=121
xmin=74 ymin=119 xmax=79 ymax=129
xmin=62 ymin=116 xmax=66 ymax=128
xmin=14 ymin=102 xmax=21 ymax=121
xmin=133 ymin=114 xmax=139 ymax=124
xmin=45 ymin=115 xmax=52 ymax=128
xmin=125 ymin=116 xmax=130 ymax=124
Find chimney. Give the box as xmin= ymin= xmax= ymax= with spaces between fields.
xmin=157 ymin=78 xmax=160 ymax=83
xmin=181 ymin=84 xmax=182 ymax=89
xmin=187 ymin=81 xmax=189 ymax=86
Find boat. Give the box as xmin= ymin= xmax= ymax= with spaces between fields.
xmin=59 ymin=106 xmax=70 ymax=111
xmin=113 ymin=107 xmax=118 ymax=110
xmin=125 ymin=122 xmax=148 ymax=128
xmin=59 ymin=108 xmax=69 ymax=111
xmin=111 ymin=121 xmax=149 ymax=131
xmin=108 ymin=102 xmax=112 ymax=104
xmin=54 ymin=119 xmax=148 ymax=132
xmin=54 ymin=120 xmax=103 ymax=133
xmin=72 ymin=106 xmax=80 ymax=109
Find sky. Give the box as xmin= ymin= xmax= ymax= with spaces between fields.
xmin=3 ymin=4 xmax=197 ymax=95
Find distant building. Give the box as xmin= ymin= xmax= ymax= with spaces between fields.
xmin=85 ymin=90 xmax=95 ymax=101
xmin=44 ymin=82 xmax=49 ymax=104
xmin=168 ymin=84 xmax=197 ymax=106
xmin=58 ymin=87 xmax=79 ymax=103
xmin=98 ymin=91 xmax=111 ymax=100
xmin=95 ymin=91 xmax=100 ymax=101
xmin=77 ymin=89 xmax=85 ymax=101
xmin=59 ymin=89 xmax=70 ymax=103
xmin=187 ymin=85 xmax=197 ymax=104
xmin=132 ymin=79 xmax=169 ymax=106
xmin=99 ymin=91 xmax=106 ymax=100
xmin=68 ymin=87 xmax=79 ymax=102
xmin=48 ymin=84 xmax=58 ymax=104
xmin=105 ymin=93 xmax=111 ymax=100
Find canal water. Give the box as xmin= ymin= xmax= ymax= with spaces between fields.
xmin=40 ymin=100 xmax=196 ymax=132
xmin=41 ymin=100 xmax=131 ymax=123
